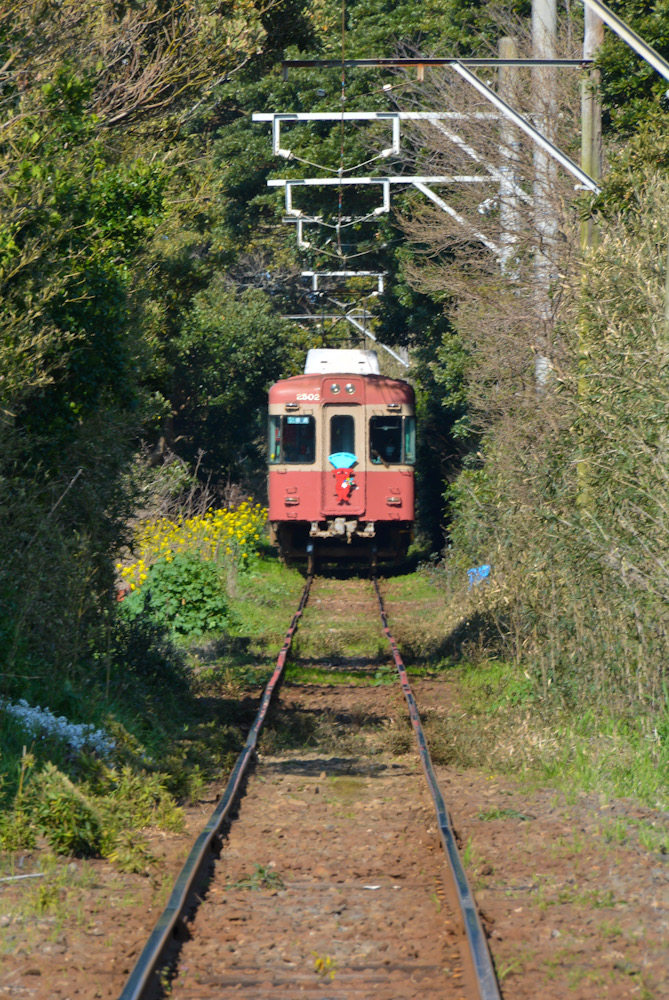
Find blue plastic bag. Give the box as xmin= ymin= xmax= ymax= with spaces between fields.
xmin=468 ymin=564 xmax=491 ymax=588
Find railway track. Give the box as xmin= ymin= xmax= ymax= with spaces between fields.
xmin=118 ymin=573 xmax=501 ymax=1000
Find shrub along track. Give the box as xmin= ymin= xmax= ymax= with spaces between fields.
xmin=118 ymin=572 xmax=500 ymax=1000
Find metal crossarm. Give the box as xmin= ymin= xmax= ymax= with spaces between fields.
xmin=269 ymin=177 xmax=391 ymax=217
xmin=282 ymin=57 xmax=591 ymax=74
xmin=412 ymin=181 xmax=500 ymax=255
xmin=252 ymin=111 xmax=501 ymax=120
xmin=302 ymin=271 xmax=386 ymax=294
xmin=450 ymin=62 xmax=601 ymax=194
xmin=251 ymin=111 xmax=500 ymax=162
xmin=269 ymin=176 xmax=499 ymax=222
xmin=581 ymin=0 xmax=669 ymax=82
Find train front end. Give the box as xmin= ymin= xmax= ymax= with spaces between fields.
xmin=268 ymin=349 xmax=415 ymax=561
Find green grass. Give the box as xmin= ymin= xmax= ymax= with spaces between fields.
xmin=323 ymin=775 xmax=367 ymax=802
xmin=231 ymin=558 xmax=306 ymax=643
xmin=0 ymin=853 xmax=122 ymax=956
xmin=536 ymin=712 xmax=669 ymax=811
xmin=477 ymin=806 xmax=533 ymax=821
xmin=382 ymin=570 xmax=443 ymax=603
xmin=284 ymin=664 xmax=382 ymax=685
xmin=229 ymin=863 xmax=285 ymax=891
xmin=598 ymin=816 xmax=669 ymax=855
xmin=439 ymin=654 xmax=669 ymax=812
xmin=379 ymin=569 xmax=459 ymax=667
xmin=636 ymin=822 xmax=669 ymax=854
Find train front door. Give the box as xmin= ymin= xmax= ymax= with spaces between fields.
xmin=321 ymin=405 xmax=366 ymax=516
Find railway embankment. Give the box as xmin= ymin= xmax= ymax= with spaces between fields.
xmin=1 ymin=566 xmax=667 ymax=998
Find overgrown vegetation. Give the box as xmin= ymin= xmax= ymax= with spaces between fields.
xmin=3 ymin=0 xmax=669 ymax=871
xmin=383 ymin=566 xmax=669 ymax=808
xmin=391 ymin=4 xmax=669 ymax=778
xmin=0 ymin=0 xmax=307 ymax=866
xmin=0 ymin=545 xmax=307 ymax=864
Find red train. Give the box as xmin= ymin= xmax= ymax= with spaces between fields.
xmin=268 ymin=349 xmax=415 ymax=562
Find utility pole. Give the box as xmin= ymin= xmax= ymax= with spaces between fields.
xmin=532 ymin=0 xmax=557 ymax=385
xmin=577 ymin=8 xmax=603 ymax=506
xmin=498 ymin=37 xmax=520 ymax=279
xmin=580 ymin=6 xmax=604 ymax=251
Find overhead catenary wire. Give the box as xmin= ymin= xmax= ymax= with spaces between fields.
xmin=281 ymin=149 xmax=400 ymax=175
xmin=337 ymin=0 xmax=347 ymax=258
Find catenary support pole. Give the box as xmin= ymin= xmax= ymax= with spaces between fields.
xmin=580 ymin=7 xmax=604 ymax=252
xmin=578 ymin=6 xmax=604 ymax=507
xmin=498 ymin=37 xmax=520 ymax=278
xmin=532 ymin=0 xmax=557 ymax=386
xmin=664 ymin=239 xmax=669 ymax=339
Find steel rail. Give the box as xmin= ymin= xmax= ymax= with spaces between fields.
xmin=372 ymin=575 xmax=502 ymax=1000
xmin=117 ymin=572 xmax=314 ymax=1000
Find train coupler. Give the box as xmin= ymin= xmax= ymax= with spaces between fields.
xmin=309 ymin=519 xmax=376 ymax=543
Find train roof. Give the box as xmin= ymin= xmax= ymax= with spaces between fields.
xmin=269 ymin=371 xmax=414 ymax=405
xmin=304 ymin=349 xmax=380 ymax=376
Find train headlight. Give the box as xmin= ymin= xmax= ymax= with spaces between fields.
xmin=330 ymin=383 xmax=341 ymax=394
xmin=345 ymin=383 xmax=355 ymax=394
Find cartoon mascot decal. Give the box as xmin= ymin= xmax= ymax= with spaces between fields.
xmin=329 ymin=452 xmax=357 ymax=505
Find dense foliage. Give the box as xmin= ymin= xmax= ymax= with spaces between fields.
xmin=2 ymin=0 xmax=669 ymax=846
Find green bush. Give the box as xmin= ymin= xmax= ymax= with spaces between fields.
xmin=110 ymin=615 xmax=189 ymax=699
xmin=120 ymin=553 xmax=236 ymax=636
xmin=5 ymin=759 xmax=185 ymax=863
xmin=102 ymin=766 xmax=184 ymax=832
xmin=0 ymin=810 xmax=37 ymax=851
xmin=28 ymin=764 xmax=102 ymax=856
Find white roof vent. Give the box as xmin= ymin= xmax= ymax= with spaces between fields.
xmin=304 ymin=349 xmax=380 ymax=376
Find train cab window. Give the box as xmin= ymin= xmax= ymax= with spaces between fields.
xmin=370 ymin=416 xmax=402 ymax=464
xmin=268 ymin=415 xmax=315 ymax=464
xmin=330 ymin=414 xmax=355 ymax=455
xmin=370 ymin=415 xmax=416 ymax=465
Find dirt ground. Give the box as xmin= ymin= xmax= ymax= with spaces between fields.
xmin=1 ymin=578 xmax=668 ymax=998
xmin=169 ymin=742 xmax=474 ymax=1000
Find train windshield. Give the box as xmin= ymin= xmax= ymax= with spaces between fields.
xmin=268 ymin=415 xmax=315 ymax=464
xmin=330 ymin=414 xmax=355 ymax=455
xmin=370 ymin=415 xmax=416 ymax=465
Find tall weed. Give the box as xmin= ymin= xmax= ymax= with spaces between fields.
xmin=445 ymin=175 xmax=669 ymax=722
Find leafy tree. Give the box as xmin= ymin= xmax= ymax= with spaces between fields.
xmin=172 ymin=282 xmax=306 ymax=472
xmin=597 ymin=0 xmax=669 ymax=135
xmin=0 ymin=0 xmax=298 ymax=695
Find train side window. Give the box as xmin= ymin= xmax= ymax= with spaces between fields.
xmin=268 ymin=415 xmax=281 ymax=464
xmin=269 ymin=415 xmax=315 ymax=464
xmin=404 ymin=416 xmax=416 ymax=464
xmin=369 ymin=416 xmax=402 ymax=464
xmin=330 ymin=414 xmax=355 ymax=455
xmin=283 ymin=415 xmax=315 ymax=463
